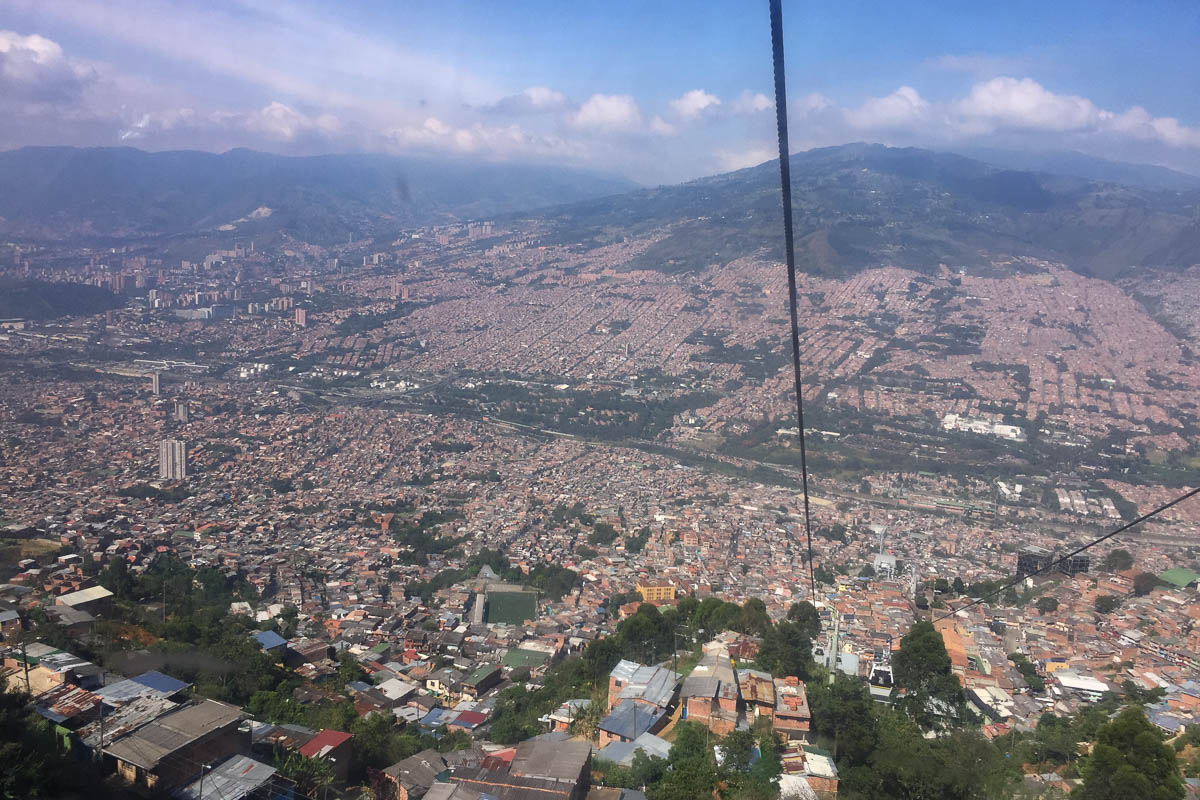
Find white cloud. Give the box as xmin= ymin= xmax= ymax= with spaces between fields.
xmin=4 ymin=17 xmax=1200 ymax=184
xmin=118 ymin=101 xmax=341 ymax=145
xmin=572 ymin=93 xmax=642 ymax=131
xmin=383 ymin=116 xmax=589 ymax=161
xmin=9 ymin=0 xmax=501 ymax=117
xmin=0 ymin=29 xmax=92 ymax=103
xmin=1106 ymin=106 xmax=1200 ymax=148
xmin=797 ymin=93 xmax=833 ymax=114
xmin=732 ymin=90 xmax=772 ymax=114
xmin=649 ymin=115 xmax=676 ymax=136
xmin=845 ymin=86 xmax=929 ymax=130
xmin=715 ymin=145 xmax=775 ymax=172
xmin=956 ymin=77 xmax=1101 ymax=133
xmin=669 ymin=88 xmax=721 ymax=120
xmin=0 ymin=30 xmax=63 ymax=63
xmin=486 ymin=86 xmax=570 ymax=114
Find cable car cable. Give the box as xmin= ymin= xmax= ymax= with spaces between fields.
xmin=769 ymin=0 xmax=818 ymax=605
xmin=933 ymin=485 xmax=1200 ymax=623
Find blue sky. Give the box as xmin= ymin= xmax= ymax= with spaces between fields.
xmin=1 ymin=0 xmax=1198 ymax=183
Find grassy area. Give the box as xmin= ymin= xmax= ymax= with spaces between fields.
xmin=0 ymin=537 xmax=60 ymax=565
xmin=670 ymin=648 xmax=705 ymax=677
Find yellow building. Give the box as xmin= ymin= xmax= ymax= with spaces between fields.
xmin=636 ymin=581 xmax=676 ymax=603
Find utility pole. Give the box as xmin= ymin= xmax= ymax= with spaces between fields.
xmin=20 ymin=638 xmax=31 ymax=694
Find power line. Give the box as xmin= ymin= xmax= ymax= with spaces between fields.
xmin=933 ymin=485 xmax=1200 ymax=623
xmin=769 ymin=0 xmax=818 ymax=605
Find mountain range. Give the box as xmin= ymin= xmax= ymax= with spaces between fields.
xmin=539 ymin=143 xmax=1200 ymax=280
xmin=0 ymin=147 xmax=636 ymax=242
xmin=2 ymin=143 xmax=1199 ymax=281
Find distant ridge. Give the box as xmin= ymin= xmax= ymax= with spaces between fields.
xmin=0 ymin=278 xmax=124 ymax=321
xmin=535 ymin=143 xmax=1200 ymax=281
xmin=0 ymin=146 xmax=637 ymax=243
xmin=951 ymin=147 xmax=1200 ymax=192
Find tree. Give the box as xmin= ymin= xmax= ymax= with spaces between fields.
xmin=98 ymin=555 xmax=135 ymax=599
xmin=719 ymin=729 xmax=758 ymax=774
xmin=1036 ymin=596 xmax=1059 ymax=614
xmin=1122 ymin=680 xmax=1167 ymax=707
xmin=1009 ymin=653 xmax=1045 ymax=693
xmin=786 ymin=601 xmax=820 ymax=639
xmin=652 ymin=722 xmax=716 ymax=800
xmin=1072 ymin=707 xmax=1184 ymax=800
xmin=1133 ymin=572 xmax=1160 ymax=597
xmin=891 ymin=621 xmax=968 ymax=730
xmin=757 ymin=618 xmax=818 ymax=680
xmin=739 ymin=597 xmax=771 ymax=636
xmin=859 ymin=564 xmax=877 ymax=579
xmin=1095 ymin=595 xmax=1121 ymax=614
xmin=952 ymin=576 xmax=966 ymax=595
xmin=337 ymin=651 xmax=366 ymax=685
xmin=809 ymin=673 xmax=878 ymax=763
xmin=589 ymin=521 xmax=620 ymax=546
xmin=1104 ymin=549 xmax=1134 ymax=573
xmin=0 ymin=680 xmax=99 ymax=798
xmin=844 ymin=709 xmax=1018 ymax=800
xmin=273 ymin=748 xmax=335 ymax=799
xmin=349 ymin=712 xmax=435 ymax=778
xmin=630 ymin=749 xmax=667 ymax=788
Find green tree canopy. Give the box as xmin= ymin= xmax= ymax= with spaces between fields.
xmin=891 ymin=621 xmax=968 ymax=730
xmin=809 ymin=672 xmax=879 ymax=763
xmin=1104 ymin=549 xmax=1134 ymax=572
xmin=1133 ymin=572 xmax=1160 ymax=597
xmin=1095 ymin=595 xmax=1121 ymax=614
xmin=1072 ymin=707 xmax=1184 ymax=800
xmin=756 ymin=614 xmax=818 ymax=680
xmin=1037 ymin=596 xmax=1060 ymax=614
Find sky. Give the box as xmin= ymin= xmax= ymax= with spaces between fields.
xmin=1 ymin=0 xmax=1199 ymax=184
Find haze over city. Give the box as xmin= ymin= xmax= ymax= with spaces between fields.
xmin=1 ymin=3 xmax=1199 ymax=800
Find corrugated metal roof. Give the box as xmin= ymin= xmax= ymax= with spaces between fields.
xmin=171 ymin=754 xmax=278 ymax=800
xmin=132 ymin=671 xmax=190 ymax=695
xmin=78 ymin=696 xmax=180 ymax=749
xmin=56 ymin=585 xmax=114 ymax=606
xmin=32 ymin=683 xmax=101 ymax=724
xmin=251 ymin=630 xmax=287 ymax=650
xmin=612 ymin=662 xmax=679 ymax=709
xmin=597 ymin=700 xmax=664 ymax=742
xmin=97 ymin=671 xmax=188 ymax=703
xmin=510 ymin=738 xmax=592 ymax=781
xmin=103 ymin=700 xmax=242 ymax=769
xmin=298 ymin=728 xmax=352 ymax=758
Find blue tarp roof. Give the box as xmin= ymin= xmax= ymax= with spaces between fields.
xmin=132 ymin=670 xmax=190 ymax=694
xmin=419 ymin=708 xmax=451 ymax=728
xmin=251 ymin=630 xmax=288 ymax=650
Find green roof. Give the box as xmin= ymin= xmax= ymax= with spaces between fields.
xmin=1159 ymin=568 xmax=1200 ymax=588
xmin=486 ymin=590 xmax=537 ymax=626
xmin=465 ymin=663 xmax=500 ymax=686
xmin=502 ymin=648 xmax=551 ymax=669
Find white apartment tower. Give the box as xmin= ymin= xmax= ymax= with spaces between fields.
xmin=159 ymin=439 xmax=188 ymax=481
